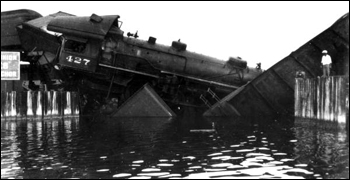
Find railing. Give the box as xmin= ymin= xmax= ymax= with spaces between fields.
xmin=200 ymin=94 xmax=212 ymax=108
xmin=207 ymin=88 xmax=220 ymax=102
xmin=1 ymin=91 xmax=80 ymax=120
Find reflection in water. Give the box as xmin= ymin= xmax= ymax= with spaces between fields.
xmin=1 ymin=118 xmax=79 ymax=179
xmin=294 ymin=118 xmax=349 ymax=179
xmin=1 ymin=116 xmax=349 ymax=179
xmin=1 ymin=121 xmax=22 ymax=178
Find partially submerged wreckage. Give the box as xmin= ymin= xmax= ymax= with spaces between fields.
xmin=205 ymin=12 xmax=349 ymax=118
xmin=1 ymin=10 xmax=349 ymax=120
xmin=1 ymin=9 xmax=263 ymax=117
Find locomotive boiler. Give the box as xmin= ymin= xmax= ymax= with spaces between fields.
xmin=1 ymin=9 xmax=263 ymax=114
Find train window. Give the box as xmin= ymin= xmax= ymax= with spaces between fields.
xmin=64 ymin=40 xmax=87 ymax=53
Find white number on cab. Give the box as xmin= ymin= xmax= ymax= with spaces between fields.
xmin=66 ymin=55 xmax=90 ymax=66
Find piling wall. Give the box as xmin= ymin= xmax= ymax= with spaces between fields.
xmin=1 ymin=91 xmax=80 ymax=120
xmin=295 ymin=76 xmax=349 ymax=124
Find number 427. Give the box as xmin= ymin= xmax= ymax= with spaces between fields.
xmin=66 ymin=55 xmax=90 ymax=65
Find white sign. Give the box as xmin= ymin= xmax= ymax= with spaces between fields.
xmin=1 ymin=51 xmax=20 ymax=80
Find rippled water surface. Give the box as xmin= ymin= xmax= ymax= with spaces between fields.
xmin=1 ymin=116 xmax=349 ymax=179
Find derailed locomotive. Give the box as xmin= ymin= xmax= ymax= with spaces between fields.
xmin=1 ymin=9 xmax=263 ymax=115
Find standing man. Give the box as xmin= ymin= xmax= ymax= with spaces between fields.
xmin=321 ymin=50 xmax=332 ymax=77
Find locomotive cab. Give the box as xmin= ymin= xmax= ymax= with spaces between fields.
xmin=47 ymin=14 xmax=123 ymax=72
xmin=59 ymin=36 xmax=101 ymax=72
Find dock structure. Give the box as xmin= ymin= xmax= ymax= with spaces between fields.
xmin=204 ymin=13 xmax=349 ymax=121
xmin=1 ymin=91 xmax=80 ymax=120
xmin=295 ymin=76 xmax=349 ymax=124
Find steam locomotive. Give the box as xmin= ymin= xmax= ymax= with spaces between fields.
xmin=1 ymin=9 xmax=263 ymax=114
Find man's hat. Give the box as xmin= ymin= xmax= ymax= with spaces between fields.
xmin=322 ymin=50 xmax=328 ymax=54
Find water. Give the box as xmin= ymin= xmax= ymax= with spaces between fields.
xmin=1 ymin=116 xmax=348 ymax=179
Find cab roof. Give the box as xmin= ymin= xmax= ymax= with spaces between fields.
xmin=47 ymin=14 xmax=120 ymax=40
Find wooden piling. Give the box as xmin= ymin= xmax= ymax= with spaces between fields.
xmin=1 ymin=91 xmax=80 ymax=120
xmin=1 ymin=92 xmax=5 ymax=118
xmin=295 ymin=76 xmax=349 ymax=126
